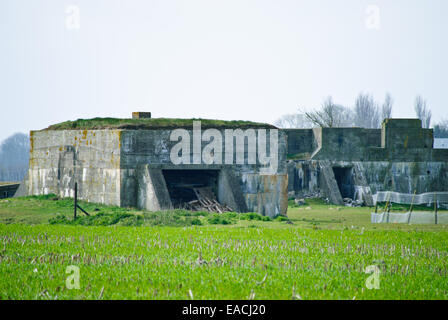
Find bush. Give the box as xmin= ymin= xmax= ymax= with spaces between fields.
xmin=49 ymin=209 xmax=276 ymax=227
xmin=239 ymin=212 xmax=271 ymax=221
xmin=49 ymin=214 xmax=70 ymax=225
xmin=274 ymin=215 xmax=289 ymax=222
xmin=190 ymin=218 xmax=202 ymax=226
xmin=143 ymin=211 xmax=206 ymax=227
xmin=207 ymin=214 xmax=233 ymax=225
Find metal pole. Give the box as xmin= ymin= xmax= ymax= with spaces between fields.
xmin=74 ymin=182 xmax=77 ymax=220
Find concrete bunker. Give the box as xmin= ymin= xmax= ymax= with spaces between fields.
xmin=19 ymin=116 xmax=289 ymax=216
xmin=332 ymin=166 xmax=354 ymax=199
xmin=286 ymin=119 xmax=448 ymax=206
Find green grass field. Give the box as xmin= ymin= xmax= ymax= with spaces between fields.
xmin=0 ymin=196 xmax=447 ymax=300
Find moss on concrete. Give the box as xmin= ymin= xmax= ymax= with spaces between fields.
xmin=43 ymin=117 xmax=276 ymax=131
xmin=287 ymin=152 xmax=312 ymax=160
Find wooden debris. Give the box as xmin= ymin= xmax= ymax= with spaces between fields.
xmin=184 ymin=187 xmax=233 ymax=213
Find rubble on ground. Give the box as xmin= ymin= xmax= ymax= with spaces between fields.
xmin=343 ymin=198 xmax=363 ymax=207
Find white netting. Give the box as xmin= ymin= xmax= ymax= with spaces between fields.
xmin=437 ymin=213 xmax=448 ymax=224
xmin=409 ymin=212 xmax=436 ymax=224
xmin=388 ymin=212 xmax=411 ymax=223
xmin=371 ymin=191 xmax=448 ymax=224
xmin=373 ymin=192 xmax=448 ymax=205
xmin=371 ymin=212 xmax=448 ymax=224
xmin=371 ymin=212 xmax=385 ymax=223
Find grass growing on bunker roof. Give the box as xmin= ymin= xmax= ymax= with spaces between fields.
xmin=43 ymin=117 xmax=277 ymax=131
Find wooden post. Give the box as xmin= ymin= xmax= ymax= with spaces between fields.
xmin=383 ymin=192 xmax=391 ymax=223
xmin=384 ymin=192 xmax=390 ymax=212
xmin=409 ymin=190 xmax=416 ymax=213
xmin=74 ymin=182 xmax=78 ymax=220
xmin=408 ymin=190 xmax=416 ymax=224
xmin=435 ymin=193 xmax=438 ymax=225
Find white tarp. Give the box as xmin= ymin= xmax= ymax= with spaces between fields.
xmin=373 ymin=192 xmax=448 ymax=205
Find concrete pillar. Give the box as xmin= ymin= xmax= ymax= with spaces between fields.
xmin=136 ymin=165 xmax=172 ymax=211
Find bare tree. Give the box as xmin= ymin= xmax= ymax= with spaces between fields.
xmin=353 ymin=93 xmax=380 ymax=128
xmin=434 ymin=118 xmax=448 ymax=138
xmin=381 ymin=93 xmax=393 ymax=122
xmin=274 ymin=114 xmax=314 ymax=128
xmin=414 ymin=95 xmax=432 ymax=128
xmin=301 ymin=96 xmax=353 ymax=128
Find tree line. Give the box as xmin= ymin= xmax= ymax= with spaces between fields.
xmin=0 ymin=133 xmax=30 ymax=182
xmin=274 ymin=93 xmax=447 ymax=137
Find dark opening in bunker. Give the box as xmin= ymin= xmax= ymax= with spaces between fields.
xmin=332 ymin=167 xmax=355 ymax=199
xmin=162 ymin=169 xmax=220 ymax=207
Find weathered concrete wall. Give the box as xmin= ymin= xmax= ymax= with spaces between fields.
xmin=285 ymin=119 xmax=448 ymax=203
xmin=284 ymin=119 xmax=448 ymax=162
xmin=287 ymin=160 xmax=319 ymax=195
xmin=312 ymin=128 xmax=381 ymax=161
xmin=28 ymin=130 xmax=122 ymax=206
xmin=362 ymin=161 xmax=448 ymax=194
xmin=283 ymin=129 xmax=315 ymax=158
xmin=120 ymin=129 xmax=288 ymax=216
xmin=136 ymin=166 xmax=172 ymax=211
xmin=288 ymin=160 xmax=448 ymax=202
xmin=27 ymin=127 xmax=288 ymax=216
xmin=284 ymin=127 xmax=381 ymax=161
xmin=217 ymin=168 xmax=249 ymax=213
xmin=381 ymin=119 xmax=433 ymax=149
xmin=318 ymin=162 xmax=344 ymax=205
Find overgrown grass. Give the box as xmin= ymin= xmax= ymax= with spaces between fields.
xmin=0 ymin=224 xmax=447 ymax=299
xmin=0 ymin=195 xmax=274 ymax=227
xmin=50 ymin=210 xmax=277 ymax=227
xmin=0 ymin=194 xmax=138 ymax=225
xmin=49 ymin=213 xmax=144 ymax=227
xmin=1 ymin=195 xmax=447 ymax=231
xmin=287 ymin=198 xmax=448 ymax=232
xmin=1 ymin=195 xmax=448 ymax=299
xmin=43 ymin=117 xmax=276 ymax=131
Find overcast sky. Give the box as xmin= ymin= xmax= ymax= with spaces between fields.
xmin=0 ymin=0 xmax=447 ymax=142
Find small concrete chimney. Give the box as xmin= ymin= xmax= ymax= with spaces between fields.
xmin=132 ymin=112 xmax=151 ymax=119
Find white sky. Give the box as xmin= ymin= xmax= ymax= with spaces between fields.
xmin=1 ymin=0 xmax=447 ymax=142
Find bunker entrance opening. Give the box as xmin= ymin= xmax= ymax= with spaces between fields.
xmin=162 ymin=169 xmax=220 ymax=208
xmin=333 ymin=166 xmax=355 ymax=199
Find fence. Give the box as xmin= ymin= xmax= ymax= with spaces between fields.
xmin=371 ymin=191 xmax=448 ymax=224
